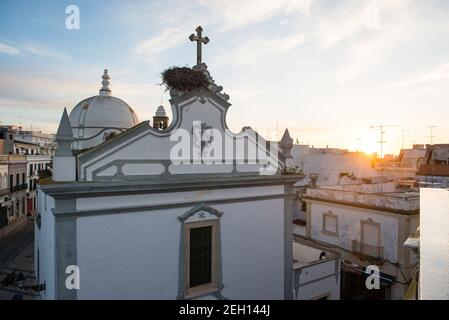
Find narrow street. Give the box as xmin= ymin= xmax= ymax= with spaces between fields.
xmin=0 ymin=221 xmax=37 ymax=300
xmin=0 ymin=221 xmax=34 ymax=268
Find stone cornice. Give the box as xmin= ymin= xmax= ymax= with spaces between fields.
xmin=41 ymin=173 xmax=303 ymax=198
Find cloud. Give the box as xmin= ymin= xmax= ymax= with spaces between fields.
xmin=22 ymin=43 xmax=71 ymax=61
xmin=0 ymin=42 xmax=21 ymax=55
xmin=197 ymin=0 xmax=303 ymax=31
xmin=336 ymin=31 xmax=395 ymax=83
xmin=386 ymin=63 xmax=449 ymax=88
xmin=311 ymin=2 xmax=374 ymax=49
xmin=0 ymin=74 xmax=92 ymax=99
xmin=135 ymin=26 xmax=188 ymax=56
xmin=285 ymin=0 xmax=314 ymax=16
xmin=0 ymin=97 xmax=63 ymax=109
xmin=216 ymin=33 xmax=306 ymax=66
xmin=412 ymin=85 xmax=439 ymax=97
xmin=229 ymin=87 xmax=267 ymax=101
xmin=331 ymin=0 xmax=414 ymax=82
xmin=0 ymin=39 xmax=71 ymax=61
xmin=132 ymin=0 xmax=312 ymax=58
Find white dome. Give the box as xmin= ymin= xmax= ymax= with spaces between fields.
xmin=68 ymin=70 xmax=139 ymax=150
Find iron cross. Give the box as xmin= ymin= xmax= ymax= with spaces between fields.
xmin=189 ymin=26 xmax=209 ymax=65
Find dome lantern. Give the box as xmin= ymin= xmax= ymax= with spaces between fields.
xmin=99 ymin=69 xmax=111 ymax=96
xmin=68 ymin=69 xmax=139 ymax=150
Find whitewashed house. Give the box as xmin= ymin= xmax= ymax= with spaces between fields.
xmin=298 ymin=178 xmax=419 ymax=300
xmin=404 ymin=146 xmax=449 ymax=299
xmin=35 ymin=28 xmax=303 ymax=300
xmin=292 ymin=241 xmax=340 ymax=300
xmin=416 ymin=144 xmax=449 ymax=188
xmin=0 ymin=155 xmax=9 ymax=229
xmin=376 ymin=145 xmax=426 ymax=180
xmin=290 ymin=145 xmax=377 ymax=186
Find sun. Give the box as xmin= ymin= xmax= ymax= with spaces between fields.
xmin=361 ymin=141 xmax=378 ymax=155
xmin=358 ymin=132 xmax=379 ymax=155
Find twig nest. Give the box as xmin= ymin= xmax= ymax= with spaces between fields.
xmin=162 ymin=66 xmax=210 ymax=93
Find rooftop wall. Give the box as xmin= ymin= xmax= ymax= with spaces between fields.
xmin=306 ymin=186 xmax=419 ymax=212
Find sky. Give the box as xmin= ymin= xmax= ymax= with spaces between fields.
xmin=1 ymin=0 xmax=449 ymax=155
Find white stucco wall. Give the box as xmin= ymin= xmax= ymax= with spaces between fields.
xmin=294 ymin=261 xmax=340 ymax=300
xmin=420 ymin=188 xmax=449 ymax=300
xmin=75 ymin=185 xmax=283 ymax=212
xmin=75 ymin=186 xmax=285 ymax=299
xmin=35 ymin=188 xmax=56 ymax=299
xmin=309 ymin=201 xmax=399 ymax=262
xmin=76 ymin=208 xmax=180 ymax=299
xmin=292 ymin=242 xmax=340 ymax=300
xmin=219 ymin=200 xmax=284 ymax=299
xmin=0 ymin=164 xmax=8 ymax=190
xmin=291 ymin=146 xmax=376 ymax=185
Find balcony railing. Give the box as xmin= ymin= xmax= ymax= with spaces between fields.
xmin=9 ymin=184 xmax=28 ymax=193
xmin=0 ymin=188 xmax=9 ymax=197
xmin=352 ymin=239 xmax=384 ymax=259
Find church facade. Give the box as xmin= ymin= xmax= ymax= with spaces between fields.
xmin=35 ymin=28 xmax=302 ymax=299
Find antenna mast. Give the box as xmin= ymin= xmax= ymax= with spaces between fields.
xmin=370 ymin=124 xmax=398 ymax=192
xmin=426 ymin=125 xmax=436 ymax=145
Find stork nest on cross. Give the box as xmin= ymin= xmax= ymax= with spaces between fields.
xmin=161 ymin=66 xmax=210 ymax=93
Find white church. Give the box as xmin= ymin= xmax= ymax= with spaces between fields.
xmin=35 ymin=27 xmax=303 ymax=300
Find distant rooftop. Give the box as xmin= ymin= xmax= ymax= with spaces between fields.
xmin=417 ymin=164 xmax=449 ymax=177
xmin=13 ymin=139 xmax=41 ymax=147
xmin=1 ymin=125 xmax=55 ymax=137
xmin=304 ymin=180 xmax=419 ymax=214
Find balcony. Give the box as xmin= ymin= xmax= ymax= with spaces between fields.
xmin=352 ymin=239 xmax=384 ymax=259
xmin=9 ymin=184 xmax=28 ymax=193
xmin=0 ymin=188 xmax=9 ymax=197
xmin=26 ymin=154 xmax=52 ymax=162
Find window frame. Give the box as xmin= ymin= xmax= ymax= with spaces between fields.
xmin=178 ymin=204 xmax=224 ymax=300
xmin=360 ymin=218 xmax=381 ymax=247
xmin=322 ymin=211 xmax=339 ymax=237
xmin=184 ymin=220 xmax=219 ymax=298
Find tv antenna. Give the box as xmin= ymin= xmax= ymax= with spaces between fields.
xmin=370 ymin=124 xmax=398 ymax=192
xmin=370 ymin=124 xmax=398 ymax=159
xmin=426 ymin=125 xmax=436 ymax=145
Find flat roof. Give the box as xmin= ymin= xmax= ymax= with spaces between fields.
xmin=293 ymin=242 xmax=338 ymax=269
xmin=13 ymin=140 xmax=41 ymax=147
